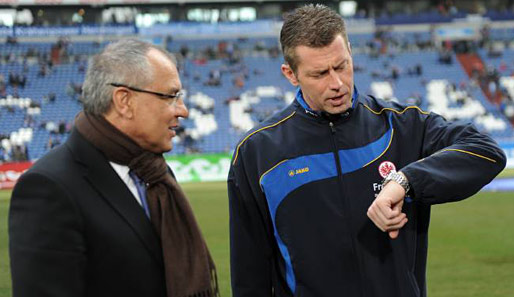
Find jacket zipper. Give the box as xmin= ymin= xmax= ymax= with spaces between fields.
xmin=328 ymin=121 xmax=366 ymax=297
xmin=329 ymin=122 xmax=342 ymax=177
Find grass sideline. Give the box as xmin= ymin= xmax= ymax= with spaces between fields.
xmin=0 ymin=178 xmax=513 ymax=296
xmin=497 ymin=167 xmax=514 ymax=178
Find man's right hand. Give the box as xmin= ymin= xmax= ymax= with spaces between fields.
xmin=367 ymin=180 xmax=408 ymax=239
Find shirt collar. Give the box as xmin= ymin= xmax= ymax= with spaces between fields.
xmin=109 ymin=162 xmax=131 ymax=182
xmin=295 ymin=85 xmax=359 ymax=116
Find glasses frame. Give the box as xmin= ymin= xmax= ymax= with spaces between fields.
xmin=108 ymin=83 xmax=183 ymax=105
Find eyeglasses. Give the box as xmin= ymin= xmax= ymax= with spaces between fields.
xmin=108 ymin=83 xmax=184 ymax=106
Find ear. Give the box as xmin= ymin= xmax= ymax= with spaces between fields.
xmin=281 ymin=64 xmax=299 ymax=87
xmin=111 ymin=87 xmax=134 ymax=119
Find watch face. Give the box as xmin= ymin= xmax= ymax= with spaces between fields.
xmin=383 ymin=172 xmax=409 ymax=193
xmin=394 ymin=173 xmax=404 ymax=184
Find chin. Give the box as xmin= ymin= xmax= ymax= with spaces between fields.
xmin=147 ymin=144 xmax=172 ymax=154
xmin=161 ymin=145 xmax=173 ymax=153
xmin=159 ymin=139 xmax=173 ymax=153
xmin=327 ymin=105 xmax=350 ymax=115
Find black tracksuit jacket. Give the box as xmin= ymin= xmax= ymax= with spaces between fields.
xmin=228 ymin=88 xmax=506 ymax=297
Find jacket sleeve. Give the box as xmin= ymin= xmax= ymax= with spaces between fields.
xmin=401 ymin=112 xmax=506 ymax=204
xmin=228 ymin=158 xmax=273 ymax=297
xmin=9 ymin=171 xmax=87 ymax=297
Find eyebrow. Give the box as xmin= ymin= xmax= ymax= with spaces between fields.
xmin=168 ymin=87 xmax=182 ymax=94
xmin=309 ymin=60 xmax=348 ymax=75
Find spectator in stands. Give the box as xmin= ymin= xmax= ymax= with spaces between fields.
xmin=182 ymin=131 xmax=199 ymax=154
xmin=38 ymin=63 xmax=48 ymax=77
xmin=0 ymin=74 xmax=6 ymax=96
xmin=11 ymin=144 xmax=28 ymax=161
xmin=25 ymin=47 xmax=38 ymax=58
xmin=8 ymin=71 xmax=17 ymax=87
xmin=73 ymin=55 xmax=88 ymax=73
xmin=11 ymin=87 xmax=19 ymax=99
xmin=498 ymin=60 xmax=508 ymax=74
xmin=9 ymin=38 xmax=218 ymax=297
xmin=269 ymin=45 xmax=280 ymax=58
xmin=78 ymin=62 xmax=86 ymax=73
xmin=6 ymin=53 xmax=15 ymax=63
xmin=29 ymin=100 xmax=41 ymax=109
xmin=407 ymin=63 xmax=423 ymax=76
xmin=44 ymin=120 xmax=58 ymax=134
xmin=205 ymin=46 xmax=216 ymax=60
xmin=233 ymin=74 xmax=244 ymax=89
xmin=6 ymin=36 xmax=17 ymax=45
xmin=217 ymin=41 xmax=228 ymax=58
xmin=66 ymin=82 xmax=76 ymax=98
xmin=415 ymin=63 xmax=423 ymax=75
xmin=406 ymin=92 xmax=423 ymax=106
xmin=19 ymin=74 xmax=26 ymax=89
xmin=438 ymin=48 xmax=453 ymax=64
xmin=23 ymin=115 xmax=35 ymax=128
xmin=487 ymin=43 xmax=503 ymax=58
xmin=58 ymin=120 xmax=67 ymax=134
xmin=47 ymin=92 xmax=56 ymax=103
xmin=179 ymin=45 xmax=190 ymax=58
xmin=488 ymin=80 xmax=497 ymax=95
xmin=228 ymin=47 xmax=242 ymax=65
xmin=46 ymin=136 xmax=61 ymax=150
xmin=22 ymin=59 xmax=29 ymax=74
xmin=50 ymin=43 xmax=62 ymax=65
xmin=479 ymin=24 xmax=491 ymax=47
xmin=66 ymin=82 xmax=82 ymax=100
xmin=204 ymin=69 xmax=222 ymax=86
xmin=0 ymin=147 xmax=7 ymax=163
xmin=390 ymin=65 xmax=400 ymax=80
xmin=228 ymin=5 xmax=506 ymax=297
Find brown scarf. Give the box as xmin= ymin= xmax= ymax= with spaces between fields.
xmin=75 ymin=111 xmax=218 ymax=297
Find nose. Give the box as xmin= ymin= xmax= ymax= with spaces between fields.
xmin=328 ymin=69 xmax=343 ymax=90
xmin=173 ymin=98 xmax=189 ymax=118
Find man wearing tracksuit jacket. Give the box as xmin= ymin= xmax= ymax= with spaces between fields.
xmin=227 ymin=4 xmax=506 ymax=297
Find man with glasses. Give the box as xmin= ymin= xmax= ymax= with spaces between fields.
xmin=9 ymin=39 xmax=218 ymax=297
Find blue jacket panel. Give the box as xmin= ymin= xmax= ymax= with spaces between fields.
xmin=228 ymin=91 xmax=506 ymax=297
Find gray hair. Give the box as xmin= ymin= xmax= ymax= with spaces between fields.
xmin=81 ymin=39 xmax=177 ymax=115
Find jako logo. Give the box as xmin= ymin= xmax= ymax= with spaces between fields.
xmin=288 ymin=167 xmax=310 ymax=177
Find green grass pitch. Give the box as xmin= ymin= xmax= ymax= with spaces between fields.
xmin=0 ymin=179 xmax=513 ymax=297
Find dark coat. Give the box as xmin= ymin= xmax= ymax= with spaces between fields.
xmin=9 ymin=128 xmax=167 ymax=297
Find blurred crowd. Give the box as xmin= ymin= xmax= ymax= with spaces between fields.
xmin=2 ymin=11 xmax=514 ymax=161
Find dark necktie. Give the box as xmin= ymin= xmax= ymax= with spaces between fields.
xmin=129 ymin=171 xmax=151 ymax=218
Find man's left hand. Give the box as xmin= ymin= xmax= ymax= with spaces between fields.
xmin=367 ymin=181 xmax=408 ymax=239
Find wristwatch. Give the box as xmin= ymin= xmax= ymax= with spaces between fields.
xmin=382 ymin=171 xmax=410 ymax=194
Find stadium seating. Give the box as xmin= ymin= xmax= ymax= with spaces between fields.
xmin=1 ymin=33 xmax=514 ymax=160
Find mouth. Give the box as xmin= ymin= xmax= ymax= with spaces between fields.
xmin=327 ymin=94 xmax=347 ymax=106
xmin=168 ymin=126 xmax=179 ymax=136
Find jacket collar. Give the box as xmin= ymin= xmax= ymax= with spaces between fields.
xmin=295 ymin=85 xmax=359 ymax=118
xmin=65 ymin=128 xmax=164 ymax=267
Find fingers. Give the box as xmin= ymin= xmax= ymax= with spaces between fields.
xmin=391 ymin=198 xmax=405 ymax=214
xmin=369 ymin=200 xmax=401 ymax=223
xmin=367 ymin=205 xmax=408 ymax=232
xmin=367 ymin=181 xmax=409 ymax=239
xmin=388 ymin=214 xmax=408 ymax=229
xmin=389 ymin=230 xmax=400 ymax=239
xmin=389 ymin=216 xmax=408 ymax=239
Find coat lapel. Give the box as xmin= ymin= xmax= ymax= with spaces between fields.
xmin=66 ymin=129 xmax=164 ymax=266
